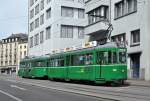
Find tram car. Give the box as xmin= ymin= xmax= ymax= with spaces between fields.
xmin=18 ymin=42 xmax=127 ymax=84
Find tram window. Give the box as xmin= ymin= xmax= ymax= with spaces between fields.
xmin=72 ymin=55 xmax=85 ymax=66
xmin=26 ymin=62 xmax=31 ymax=68
xmin=85 ymin=54 xmax=93 ymax=65
xmin=79 ymin=55 xmax=85 ymax=65
xmin=119 ymin=52 xmax=126 ymax=63
xmin=96 ymin=52 xmax=101 ymax=64
xmin=58 ymin=59 xmax=64 ymax=66
xmin=71 ymin=53 xmax=93 ymax=66
xmin=112 ymin=52 xmax=117 ymax=64
xmin=66 ymin=56 xmax=70 ymax=66
xmin=49 ymin=58 xmax=55 ymax=66
xmin=51 ymin=58 xmax=64 ymax=67
xmin=96 ymin=51 xmax=112 ymax=65
xmin=35 ymin=61 xmax=45 ymax=67
xmin=20 ymin=62 xmax=25 ymax=68
xmin=50 ymin=60 xmax=53 ymax=66
xmin=48 ymin=59 xmax=53 ymax=66
xmin=108 ymin=51 xmax=111 ymax=64
xmin=29 ymin=62 xmax=32 ymax=68
xmin=55 ymin=59 xmax=59 ymax=67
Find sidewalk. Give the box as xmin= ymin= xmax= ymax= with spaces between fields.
xmin=127 ymin=79 xmax=150 ymax=87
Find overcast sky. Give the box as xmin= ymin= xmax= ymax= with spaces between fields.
xmin=0 ymin=0 xmax=28 ymax=40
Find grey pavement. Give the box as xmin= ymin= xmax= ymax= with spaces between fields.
xmin=1 ymin=74 xmax=150 ymax=101
xmin=127 ymin=79 xmax=150 ymax=87
xmin=0 ymin=78 xmax=112 ymax=101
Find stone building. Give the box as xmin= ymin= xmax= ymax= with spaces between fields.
xmin=0 ymin=33 xmax=28 ymax=74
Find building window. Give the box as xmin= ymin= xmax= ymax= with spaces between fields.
xmin=46 ymin=8 xmax=51 ymax=19
xmin=35 ymin=18 xmax=39 ymax=28
xmin=40 ymin=31 xmax=44 ymax=43
xmin=115 ymin=1 xmax=123 ymax=18
xmin=61 ymin=25 xmax=73 ymax=38
xmin=24 ymin=51 xmax=27 ymax=56
xmin=30 ymin=9 xmax=34 ymax=19
xmin=20 ymin=52 xmax=22 ymax=59
xmin=131 ymin=29 xmax=140 ymax=46
xmin=127 ymin=0 xmax=137 ymax=13
xmin=30 ymin=36 xmax=33 ymax=48
xmin=35 ymin=4 xmax=39 ymax=15
xmin=30 ymin=22 xmax=34 ymax=32
xmin=78 ymin=9 xmax=85 ymax=19
xmin=46 ymin=26 xmax=51 ymax=40
xmin=115 ymin=0 xmax=137 ymax=19
xmin=61 ymin=7 xmax=74 ymax=18
xmin=34 ymin=33 xmax=39 ymax=46
xmin=40 ymin=0 xmax=44 ymax=10
xmin=40 ymin=14 xmax=44 ymax=25
xmin=88 ymin=5 xmax=108 ymax=25
xmin=111 ymin=33 xmax=126 ymax=43
xmin=14 ymin=60 xmax=16 ymax=64
xmin=30 ymin=0 xmax=34 ymax=7
xmin=78 ymin=27 xmax=84 ymax=38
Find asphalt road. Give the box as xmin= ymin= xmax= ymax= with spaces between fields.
xmin=0 ymin=75 xmax=114 ymax=101
xmin=1 ymin=74 xmax=150 ymax=101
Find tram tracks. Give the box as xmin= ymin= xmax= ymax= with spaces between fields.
xmin=65 ymin=86 xmax=150 ymax=101
xmin=38 ymin=80 xmax=150 ymax=101
xmin=2 ymin=77 xmax=150 ymax=101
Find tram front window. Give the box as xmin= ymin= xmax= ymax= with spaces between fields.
xmin=96 ymin=51 xmax=116 ymax=64
xmin=119 ymin=51 xmax=126 ymax=64
xmin=20 ymin=62 xmax=25 ymax=68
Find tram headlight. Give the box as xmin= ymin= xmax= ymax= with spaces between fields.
xmin=113 ymin=69 xmax=117 ymax=72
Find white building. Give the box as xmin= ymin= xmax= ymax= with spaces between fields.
xmin=28 ymin=0 xmax=87 ymax=56
xmin=85 ymin=0 xmax=150 ymax=80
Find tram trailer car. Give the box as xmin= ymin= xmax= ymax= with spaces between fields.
xmin=18 ymin=42 xmax=127 ymax=84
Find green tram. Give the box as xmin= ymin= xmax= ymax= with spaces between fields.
xmin=18 ymin=42 xmax=127 ymax=84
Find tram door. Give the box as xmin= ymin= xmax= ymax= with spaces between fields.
xmin=130 ymin=53 xmax=140 ymax=79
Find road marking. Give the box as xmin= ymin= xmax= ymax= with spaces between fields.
xmin=0 ymin=89 xmax=23 ymax=101
xmin=10 ymin=85 xmax=27 ymax=91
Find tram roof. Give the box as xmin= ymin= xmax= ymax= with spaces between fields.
xmin=21 ymin=55 xmax=49 ymax=62
xmin=50 ymin=42 xmax=122 ymax=56
xmin=20 ymin=42 xmax=126 ymax=61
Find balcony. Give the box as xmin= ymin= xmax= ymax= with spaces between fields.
xmin=85 ymin=20 xmax=109 ymax=35
xmin=85 ymin=5 xmax=109 ymax=36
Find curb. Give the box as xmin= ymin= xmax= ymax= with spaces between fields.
xmin=126 ymin=81 xmax=150 ymax=87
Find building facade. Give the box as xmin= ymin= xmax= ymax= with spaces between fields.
xmin=85 ymin=0 xmax=150 ymax=80
xmin=28 ymin=0 xmax=87 ymax=56
xmin=0 ymin=33 xmax=28 ymax=74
